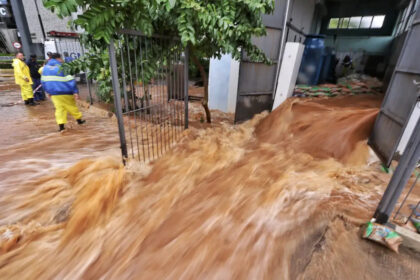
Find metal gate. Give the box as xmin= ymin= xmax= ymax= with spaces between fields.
xmin=368 ymin=7 xmax=420 ymax=166
xmin=371 ymin=7 xmax=420 ymax=224
xmin=109 ymin=30 xmax=189 ymax=163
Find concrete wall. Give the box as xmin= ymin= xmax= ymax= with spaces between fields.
xmin=22 ymin=0 xmax=73 ymax=44
xmin=0 ymin=27 xmax=17 ymax=53
xmin=289 ymin=0 xmax=316 ymax=34
xmin=209 ymin=0 xmax=318 ymax=115
xmin=325 ymin=36 xmax=393 ymax=54
xmin=208 ymin=54 xmax=239 ymax=113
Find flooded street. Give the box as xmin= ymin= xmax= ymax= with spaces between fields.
xmin=0 ymin=90 xmax=419 ymax=279
xmin=0 ymin=90 xmax=120 ymax=190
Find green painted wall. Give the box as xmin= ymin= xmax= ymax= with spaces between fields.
xmin=325 ymin=36 xmax=393 ymax=54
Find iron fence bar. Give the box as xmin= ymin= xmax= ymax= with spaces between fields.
xmin=108 ymin=39 xmax=128 ymax=162
xmin=133 ymin=37 xmax=146 ymax=162
xmin=147 ymin=38 xmax=159 ymax=159
xmin=184 ymin=46 xmax=189 ymax=129
xmin=175 ymin=49 xmax=181 ymax=137
xmin=80 ymin=43 xmax=93 ymax=105
xmin=139 ymin=36 xmax=152 ymax=161
xmin=144 ymin=37 xmax=156 ymax=160
xmin=120 ymin=40 xmax=134 ymax=159
xmin=157 ymin=38 xmax=164 ymax=157
xmin=152 ymin=39 xmax=159 ymax=157
xmin=176 ymin=47 xmax=181 ymax=137
xmin=171 ymin=46 xmax=177 ymax=141
xmin=131 ymin=36 xmax=142 ymax=161
xmin=164 ymin=40 xmax=172 ymax=151
xmin=180 ymin=50 xmax=184 ymax=130
xmin=160 ymin=42 xmax=167 ymax=152
xmin=127 ymin=35 xmax=142 ymax=161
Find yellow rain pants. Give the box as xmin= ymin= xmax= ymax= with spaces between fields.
xmin=20 ymin=84 xmax=34 ymax=101
xmin=50 ymin=95 xmax=83 ymax=124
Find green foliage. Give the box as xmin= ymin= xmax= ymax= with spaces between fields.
xmin=189 ymin=57 xmax=209 ymax=80
xmin=43 ymin=0 xmax=275 ymax=103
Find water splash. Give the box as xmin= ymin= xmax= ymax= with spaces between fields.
xmin=1 ymin=95 xmax=419 ymax=279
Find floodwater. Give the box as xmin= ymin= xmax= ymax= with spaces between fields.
xmin=0 ymin=91 xmax=419 ymax=279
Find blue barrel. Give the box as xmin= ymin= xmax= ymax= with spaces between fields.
xmin=297 ymin=35 xmax=326 ymax=85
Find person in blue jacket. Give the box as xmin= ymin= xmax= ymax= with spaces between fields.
xmin=41 ymin=53 xmax=86 ymax=132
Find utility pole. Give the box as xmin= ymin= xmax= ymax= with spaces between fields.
xmin=9 ymin=0 xmax=35 ymax=55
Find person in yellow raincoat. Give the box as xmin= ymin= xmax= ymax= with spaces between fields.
xmin=41 ymin=53 xmax=86 ymax=132
xmin=12 ymin=52 xmax=36 ymax=105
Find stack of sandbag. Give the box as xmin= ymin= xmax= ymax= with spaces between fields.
xmin=294 ymin=74 xmax=383 ymax=98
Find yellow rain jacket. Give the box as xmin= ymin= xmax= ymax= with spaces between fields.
xmin=12 ymin=58 xmax=33 ymax=86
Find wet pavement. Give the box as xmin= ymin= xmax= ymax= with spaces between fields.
xmin=0 ymin=90 xmax=120 ymax=190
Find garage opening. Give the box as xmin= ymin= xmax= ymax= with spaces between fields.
xmin=288 ymin=0 xmax=418 ymax=100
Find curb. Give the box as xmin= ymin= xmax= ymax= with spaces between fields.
xmin=76 ymin=99 xmax=116 ymax=121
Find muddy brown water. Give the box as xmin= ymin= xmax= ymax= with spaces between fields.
xmin=0 ymin=91 xmax=419 ymax=279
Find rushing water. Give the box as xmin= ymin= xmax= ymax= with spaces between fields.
xmin=0 ymin=91 xmax=419 ymax=279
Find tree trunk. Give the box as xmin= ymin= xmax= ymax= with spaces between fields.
xmin=190 ymin=51 xmax=211 ymax=123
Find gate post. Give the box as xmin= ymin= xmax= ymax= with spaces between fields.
xmin=109 ymin=39 xmax=128 ymax=162
xmin=184 ymin=47 xmax=189 ymax=129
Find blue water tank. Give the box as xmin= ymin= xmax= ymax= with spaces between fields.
xmin=297 ymin=35 xmax=326 ymax=85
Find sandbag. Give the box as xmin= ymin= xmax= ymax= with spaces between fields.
xmin=361 ymin=221 xmax=403 ymax=253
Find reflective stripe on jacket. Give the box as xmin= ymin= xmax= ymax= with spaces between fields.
xmin=41 ymin=59 xmax=78 ymax=95
xmin=12 ymin=59 xmax=33 ymax=86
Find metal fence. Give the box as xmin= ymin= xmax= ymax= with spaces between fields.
xmin=109 ymin=30 xmax=188 ymax=163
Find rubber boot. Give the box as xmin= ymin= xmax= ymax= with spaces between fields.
xmin=28 ymin=98 xmax=37 ymax=106
xmin=24 ymin=100 xmax=29 ymax=105
xmin=59 ymin=124 xmax=65 ymax=132
xmin=77 ymin=119 xmax=86 ymax=125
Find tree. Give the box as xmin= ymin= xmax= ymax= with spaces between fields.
xmin=43 ymin=0 xmax=274 ymax=123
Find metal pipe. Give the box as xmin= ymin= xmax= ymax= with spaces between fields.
xmin=374 ymin=119 xmax=420 ymax=224
xmin=184 ymin=46 xmax=189 ymax=129
xmin=272 ymin=0 xmax=292 ymax=100
xmin=393 ymin=172 xmax=419 ymax=222
xmin=108 ymin=39 xmax=128 ymax=162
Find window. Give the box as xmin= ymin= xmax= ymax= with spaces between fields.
xmin=360 ymin=16 xmax=373 ymax=28
xmin=328 ymin=18 xmax=339 ymax=29
xmin=328 ymin=15 xmax=386 ymax=30
xmin=371 ymin=15 xmax=385 ymax=28
xmin=349 ymin=17 xmax=362 ymax=28
xmin=339 ymin=17 xmax=350 ymax=28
